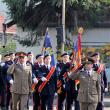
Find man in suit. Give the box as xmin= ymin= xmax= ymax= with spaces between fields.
xmin=68 ymin=58 xmax=101 ymax=110
xmin=33 ymin=54 xmax=44 ymax=110
xmin=7 ymin=52 xmax=32 ymax=110
xmin=37 ymin=54 xmax=57 ymax=110
xmin=91 ymin=52 xmax=108 ymax=110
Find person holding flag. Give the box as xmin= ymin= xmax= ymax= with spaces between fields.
xmin=37 ymin=54 xmax=57 ymax=110
xmin=36 ymin=29 xmax=57 ymax=110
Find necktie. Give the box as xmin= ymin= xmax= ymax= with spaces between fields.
xmin=47 ymin=66 xmax=50 ymax=70
xmin=21 ymin=64 xmax=23 ymax=69
xmin=88 ymin=71 xmax=90 ymax=76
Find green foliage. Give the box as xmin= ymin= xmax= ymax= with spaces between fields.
xmin=3 ymin=0 xmax=110 ymax=30
xmin=0 ymin=41 xmax=16 ymax=55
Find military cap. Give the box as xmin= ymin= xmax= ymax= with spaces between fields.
xmin=9 ymin=52 xmax=14 ymax=56
xmin=36 ymin=54 xmax=43 ymax=59
xmin=91 ymin=52 xmax=100 ymax=57
xmin=27 ymin=52 xmax=33 ymax=56
xmin=61 ymin=52 xmax=69 ymax=57
xmin=18 ymin=51 xmax=27 ymax=58
xmin=4 ymin=54 xmax=10 ymax=57
xmin=85 ymin=57 xmax=94 ymax=64
xmin=15 ymin=52 xmax=20 ymax=56
xmin=44 ymin=53 xmax=51 ymax=59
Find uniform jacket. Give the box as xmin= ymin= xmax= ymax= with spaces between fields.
xmin=93 ymin=63 xmax=108 ymax=92
xmin=59 ymin=62 xmax=78 ymax=92
xmin=7 ymin=63 xmax=32 ymax=94
xmin=0 ymin=65 xmax=3 ymax=94
xmin=2 ymin=61 xmax=13 ymax=86
xmin=37 ymin=65 xmax=57 ymax=95
xmin=69 ymin=70 xmax=101 ymax=103
xmin=33 ymin=63 xmax=44 ymax=90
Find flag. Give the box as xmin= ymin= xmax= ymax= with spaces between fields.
xmin=43 ymin=31 xmax=55 ymax=66
xmin=73 ymin=33 xmax=82 ymax=66
xmin=77 ymin=32 xmax=82 ymax=65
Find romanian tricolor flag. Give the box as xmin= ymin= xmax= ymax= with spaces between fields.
xmin=73 ymin=27 xmax=83 ymax=86
xmin=74 ymin=28 xmax=83 ymax=66
xmin=77 ymin=31 xmax=82 ymax=65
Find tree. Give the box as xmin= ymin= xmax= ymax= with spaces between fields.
xmin=3 ymin=0 xmax=110 ymax=29
xmin=3 ymin=0 xmax=110 ymax=46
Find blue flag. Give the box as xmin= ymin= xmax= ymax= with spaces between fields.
xmin=43 ymin=31 xmax=55 ymax=66
xmin=74 ymin=38 xmax=78 ymax=52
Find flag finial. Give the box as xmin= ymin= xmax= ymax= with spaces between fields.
xmin=78 ymin=27 xmax=83 ymax=34
xmin=46 ymin=27 xmax=48 ymax=32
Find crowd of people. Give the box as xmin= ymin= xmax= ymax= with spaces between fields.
xmin=0 ymin=51 xmax=108 ymax=110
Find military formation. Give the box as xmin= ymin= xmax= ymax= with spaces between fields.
xmin=0 ymin=51 xmax=108 ymax=110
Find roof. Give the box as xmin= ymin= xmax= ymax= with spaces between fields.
xmin=0 ymin=15 xmax=16 ymax=34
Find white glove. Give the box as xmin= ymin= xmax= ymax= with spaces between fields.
xmin=55 ymin=93 xmax=58 ymax=96
xmin=33 ymin=78 xmax=38 ymax=84
xmin=1 ymin=62 xmax=5 ymax=67
xmin=105 ymin=88 xmax=108 ymax=92
xmin=9 ymin=79 xmax=14 ymax=85
xmin=67 ymin=72 xmax=72 ymax=77
xmin=63 ymin=84 xmax=65 ymax=88
xmin=41 ymin=77 xmax=47 ymax=81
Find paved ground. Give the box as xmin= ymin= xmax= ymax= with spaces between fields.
xmin=29 ymin=106 xmax=110 ymax=110
xmin=28 ymin=97 xmax=110 ymax=110
xmin=0 ymin=97 xmax=109 ymax=110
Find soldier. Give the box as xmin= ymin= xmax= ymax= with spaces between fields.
xmin=33 ymin=54 xmax=44 ymax=110
xmin=0 ymin=54 xmax=4 ymax=109
xmin=67 ymin=52 xmax=80 ymax=110
xmin=37 ymin=54 xmax=57 ymax=110
xmin=27 ymin=52 xmax=34 ymax=65
xmin=9 ymin=53 xmax=15 ymax=63
xmin=68 ymin=58 xmax=101 ymax=110
xmin=6 ymin=53 xmax=15 ymax=110
xmin=1 ymin=54 xmax=13 ymax=110
xmin=58 ymin=52 xmax=80 ymax=110
xmin=7 ymin=52 xmax=32 ymax=110
xmin=27 ymin=52 xmax=34 ymax=110
xmin=57 ymin=53 xmax=68 ymax=110
xmin=91 ymin=52 xmax=108 ymax=110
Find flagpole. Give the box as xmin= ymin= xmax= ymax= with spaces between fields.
xmin=61 ymin=0 xmax=66 ymax=53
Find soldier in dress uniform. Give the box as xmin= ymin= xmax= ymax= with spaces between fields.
xmin=57 ymin=53 xmax=69 ymax=110
xmin=68 ymin=58 xmax=101 ymax=110
xmin=9 ymin=53 xmax=15 ymax=63
xmin=7 ymin=52 xmax=32 ymax=110
xmin=1 ymin=54 xmax=13 ymax=110
xmin=37 ymin=54 xmax=57 ymax=110
xmin=58 ymin=52 xmax=80 ymax=110
xmin=91 ymin=52 xmax=108 ymax=110
xmin=6 ymin=53 xmax=15 ymax=110
xmin=33 ymin=54 xmax=44 ymax=110
xmin=68 ymin=52 xmax=80 ymax=110
xmin=0 ymin=54 xmax=4 ymax=109
xmin=26 ymin=52 xmax=34 ymax=110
